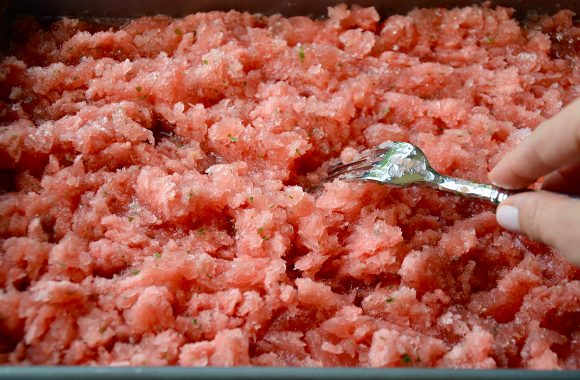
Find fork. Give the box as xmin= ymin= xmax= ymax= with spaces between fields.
xmin=323 ymin=141 xmax=527 ymax=205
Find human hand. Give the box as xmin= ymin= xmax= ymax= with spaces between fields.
xmin=489 ymin=98 xmax=580 ymax=267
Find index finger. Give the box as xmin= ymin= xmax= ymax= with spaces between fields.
xmin=488 ymin=98 xmax=580 ymax=189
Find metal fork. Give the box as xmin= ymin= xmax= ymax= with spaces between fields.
xmin=323 ymin=141 xmax=525 ymax=205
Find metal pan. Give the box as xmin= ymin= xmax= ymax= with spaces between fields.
xmin=0 ymin=1 xmax=578 ymax=379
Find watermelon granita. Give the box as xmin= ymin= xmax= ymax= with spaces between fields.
xmin=0 ymin=3 xmax=579 ymax=369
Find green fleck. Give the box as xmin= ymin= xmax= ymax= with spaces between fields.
xmin=197 ymin=227 xmax=206 ymax=235
xmin=258 ymin=226 xmax=269 ymax=241
xmin=298 ymin=45 xmax=305 ymax=62
xmin=187 ymin=192 xmax=193 ymax=200
xmin=131 ymin=269 xmax=140 ymax=276
xmin=154 ymin=252 xmax=161 ymax=259
xmin=295 ymin=148 xmax=302 ymax=155
xmin=192 ymin=318 xmax=198 ymax=325
xmin=401 ymin=353 xmax=412 ymax=364
xmin=136 ymin=86 xmax=142 ymax=92
xmin=484 ymin=36 xmax=495 ymax=44
xmin=128 ymin=216 xmax=135 ymax=222
xmin=202 ymin=59 xmax=209 ymax=65
xmin=228 ymin=134 xmax=238 ymax=143
xmin=248 ymin=196 xmax=254 ymax=203
xmin=386 ymin=297 xmax=395 ymax=303
xmin=175 ymin=28 xmax=183 ymax=35
xmin=382 ymin=107 xmax=390 ymax=116
xmin=98 ymin=326 xmax=106 ymax=334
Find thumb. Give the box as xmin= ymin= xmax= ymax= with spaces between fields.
xmin=496 ymin=191 xmax=580 ymax=267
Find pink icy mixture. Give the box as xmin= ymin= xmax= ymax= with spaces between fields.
xmin=0 ymin=4 xmax=579 ymax=369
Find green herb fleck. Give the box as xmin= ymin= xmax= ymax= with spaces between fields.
xmin=154 ymin=252 xmax=161 ymax=259
xmin=128 ymin=216 xmax=135 ymax=222
xmin=386 ymin=297 xmax=395 ymax=303
xmin=98 ymin=326 xmax=106 ymax=334
xmin=401 ymin=353 xmax=412 ymax=364
xmin=298 ymin=45 xmax=305 ymax=62
xmin=258 ymin=226 xmax=269 ymax=241
xmin=131 ymin=269 xmax=140 ymax=276
xmin=175 ymin=28 xmax=183 ymax=35
xmin=295 ymin=148 xmax=302 ymax=155
xmin=136 ymin=86 xmax=142 ymax=92
xmin=187 ymin=192 xmax=193 ymax=200
xmin=382 ymin=107 xmax=390 ymax=116
xmin=484 ymin=36 xmax=495 ymax=44
xmin=228 ymin=134 xmax=238 ymax=143
xmin=192 ymin=318 xmax=198 ymax=325
xmin=197 ymin=227 xmax=206 ymax=235
xmin=202 ymin=59 xmax=209 ymax=65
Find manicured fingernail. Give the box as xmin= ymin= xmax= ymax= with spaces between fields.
xmin=496 ymin=205 xmax=521 ymax=233
xmin=490 ymin=178 xmax=516 ymax=190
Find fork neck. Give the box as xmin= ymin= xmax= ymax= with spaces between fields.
xmin=429 ymin=174 xmax=514 ymax=205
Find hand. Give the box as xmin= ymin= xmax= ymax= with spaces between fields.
xmin=489 ymin=98 xmax=580 ymax=267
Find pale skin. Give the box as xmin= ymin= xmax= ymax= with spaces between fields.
xmin=489 ymin=97 xmax=580 ymax=267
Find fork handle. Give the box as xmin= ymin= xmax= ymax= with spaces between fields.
xmin=431 ymin=175 xmax=530 ymax=206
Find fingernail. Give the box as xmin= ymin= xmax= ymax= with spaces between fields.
xmin=496 ymin=205 xmax=521 ymax=233
xmin=490 ymin=179 xmax=516 ymax=190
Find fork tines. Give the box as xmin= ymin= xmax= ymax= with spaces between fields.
xmin=325 ymin=147 xmax=388 ymax=182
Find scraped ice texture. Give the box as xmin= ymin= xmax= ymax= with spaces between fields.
xmin=0 ymin=4 xmax=579 ymax=369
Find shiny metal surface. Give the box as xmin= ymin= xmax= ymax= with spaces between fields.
xmin=328 ymin=141 xmax=524 ymax=205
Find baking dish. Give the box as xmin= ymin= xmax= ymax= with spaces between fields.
xmin=0 ymin=1 xmax=579 ymax=379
